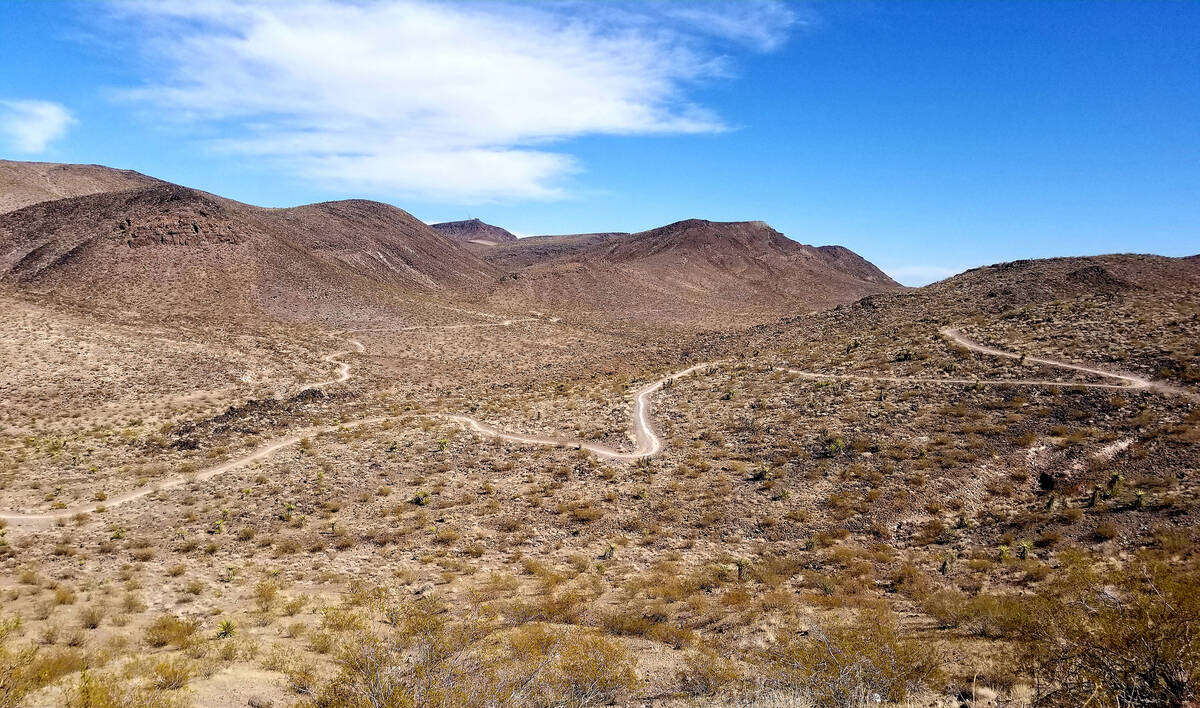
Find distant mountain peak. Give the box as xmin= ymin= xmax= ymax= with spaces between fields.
xmin=430 ymin=218 xmax=518 ymax=244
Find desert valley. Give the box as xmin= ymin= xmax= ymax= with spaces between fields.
xmin=0 ymin=156 xmax=1195 ymax=707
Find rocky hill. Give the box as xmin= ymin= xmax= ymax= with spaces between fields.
xmin=486 ymin=219 xmax=900 ymax=326
xmin=0 ymin=159 xmax=163 ymax=214
xmin=430 ymin=218 xmax=518 ymax=245
xmin=0 ymin=183 xmax=498 ymax=320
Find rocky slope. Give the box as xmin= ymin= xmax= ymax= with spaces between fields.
xmin=0 ymin=159 xmax=163 ymax=214
xmin=430 ymin=218 xmax=518 ymax=245
xmin=0 ymin=183 xmax=498 ymax=320
xmin=486 ymin=219 xmax=900 ymax=325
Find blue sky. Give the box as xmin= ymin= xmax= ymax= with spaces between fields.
xmin=1 ymin=1 xmax=1197 ymax=285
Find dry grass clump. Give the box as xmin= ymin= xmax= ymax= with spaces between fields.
xmin=143 ymin=614 xmax=200 ymax=649
xmin=762 ymin=608 xmax=941 ymax=704
xmin=63 ymin=670 xmax=190 ymax=708
xmin=312 ymin=598 xmax=639 ymax=708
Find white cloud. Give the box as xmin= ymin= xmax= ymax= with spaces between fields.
xmin=108 ymin=0 xmax=796 ymax=202
xmin=665 ymin=0 xmax=804 ymax=51
xmin=0 ymin=100 xmax=76 ymax=154
xmin=883 ymin=264 xmax=966 ymax=287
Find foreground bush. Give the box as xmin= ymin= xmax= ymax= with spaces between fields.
xmin=761 ymin=608 xmax=941 ymax=705
xmin=1024 ymin=557 xmax=1200 ymax=707
xmin=63 ymin=671 xmax=188 ymax=708
xmin=309 ymin=598 xmax=639 ymax=708
xmin=1 ymin=617 xmax=96 ymax=708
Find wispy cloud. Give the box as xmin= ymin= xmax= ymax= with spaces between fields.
xmin=0 ymin=100 xmax=75 ymax=154
xmin=664 ymin=0 xmax=808 ymax=51
xmin=106 ymin=0 xmax=797 ymax=203
xmin=883 ymin=264 xmax=966 ymax=287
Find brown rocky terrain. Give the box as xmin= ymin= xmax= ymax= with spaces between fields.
xmin=0 ymin=160 xmax=163 ymax=214
xmin=486 ymin=219 xmax=900 ymax=326
xmin=0 ymin=161 xmax=1196 ymax=708
xmin=0 ymin=182 xmax=499 ymax=322
xmin=430 ymin=218 xmax=519 ymax=245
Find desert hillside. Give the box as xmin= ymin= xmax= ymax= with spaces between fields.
xmin=430 ymin=218 xmax=519 ymax=245
xmin=0 ymin=159 xmax=163 ymax=214
xmin=0 ymin=163 xmax=1195 ymax=708
xmin=486 ymin=219 xmax=900 ymax=326
xmin=0 ymin=180 xmax=500 ymax=321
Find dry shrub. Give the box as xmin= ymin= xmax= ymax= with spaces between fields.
xmin=599 ymin=610 xmax=693 ymax=649
xmin=1 ymin=617 xmax=38 ymax=708
xmin=321 ymin=607 xmax=366 ymax=633
xmin=961 ymin=594 xmax=1030 ymax=639
xmin=26 ymin=647 xmax=90 ymax=685
xmin=920 ymin=588 xmax=968 ymax=629
xmin=762 ymin=608 xmax=941 ymax=704
xmin=678 ymin=647 xmax=740 ymax=696
xmin=314 ymin=600 xmax=496 ymax=707
xmin=63 ymin=671 xmax=189 ymax=708
xmin=151 ymin=657 xmax=193 ymax=690
xmin=0 ymin=640 xmax=91 ymax=707
xmin=313 ymin=599 xmax=638 ymax=708
xmin=504 ymin=589 xmax=585 ymax=625
xmin=1024 ymin=558 xmax=1200 ymax=707
xmin=546 ymin=632 xmax=639 ymax=706
xmin=253 ymin=580 xmax=279 ymax=613
xmin=143 ymin=614 xmax=200 ymax=649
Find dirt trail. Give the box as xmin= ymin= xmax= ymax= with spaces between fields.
xmin=443 ymin=361 xmax=716 ymax=461
xmin=782 ymin=327 xmax=1168 ymax=392
xmin=6 ymin=322 xmax=1174 ymax=528
xmin=0 ymin=317 xmax=712 ymax=527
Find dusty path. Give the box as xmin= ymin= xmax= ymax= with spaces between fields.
xmin=0 ymin=416 xmax=391 ymax=528
xmin=443 ymin=361 xmax=717 ymax=461
xmin=299 ymin=338 xmax=365 ymax=391
xmin=0 ymin=317 xmax=711 ymax=527
xmin=781 ymin=327 xmax=1166 ymax=392
xmin=4 ymin=321 xmax=1177 ymax=528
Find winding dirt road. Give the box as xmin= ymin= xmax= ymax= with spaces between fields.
xmin=443 ymin=360 xmax=717 ymax=461
xmin=782 ymin=327 xmax=1163 ymax=392
xmin=1 ymin=321 xmax=1180 ymax=528
xmin=0 ymin=318 xmax=712 ymax=527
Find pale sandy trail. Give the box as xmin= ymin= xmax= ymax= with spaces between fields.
xmin=11 ymin=321 xmax=1166 ymax=528
xmin=299 ymin=338 xmax=365 ymax=391
xmin=781 ymin=327 xmax=1165 ymax=392
xmin=0 ymin=317 xmax=712 ymax=527
xmin=940 ymin=327 xmax=1156 ymax=389
xmin=442 ymin=361 xmax=717 ymax=461
xmin=0 ymin=417 xmax=391 ymax=529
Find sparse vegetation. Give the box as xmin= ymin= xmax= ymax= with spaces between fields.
xmin=0 ymin=200 xmax=1195 ymax=706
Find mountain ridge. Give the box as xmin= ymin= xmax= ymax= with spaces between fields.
xmin=0 ymin=159 xmax=165 ymax=214
xmin=1 ymin=160 xmax=901 ymax=326
xmin=430 ymin=218 xmax=518 ymax=244
xmin=0 ymin=180 xmax=499 ymax=320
